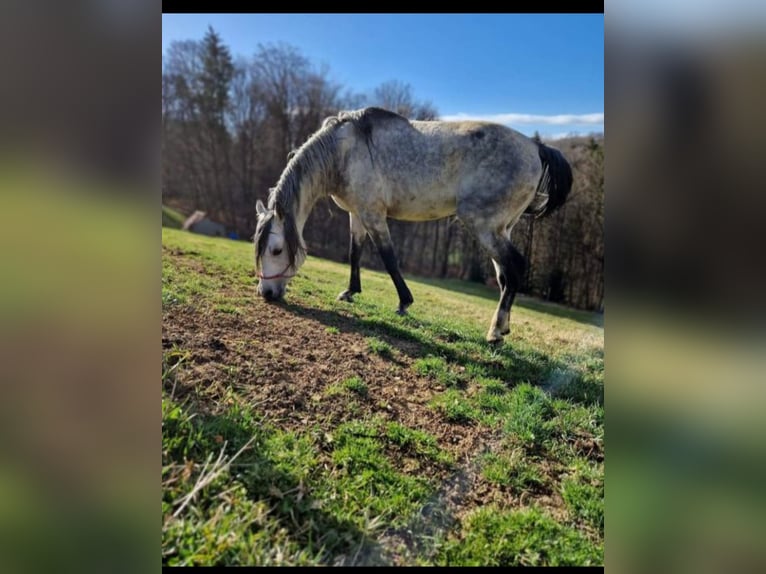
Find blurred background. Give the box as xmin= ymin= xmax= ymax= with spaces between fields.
xmin=0 ymin=2 xmax=156 ymax=573
xmin=607 ymin=1 xmax=766 ymax=572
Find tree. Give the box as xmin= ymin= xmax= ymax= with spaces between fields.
xmin=200 ymin=26 xmax=234 ymax=130
xmin=370 ymin=80 xmax=439 ymax=120
xmin=199 ymin=26 xmax=236 ymax=229
xmin=251 ymin=43 xmax=312 ymax=158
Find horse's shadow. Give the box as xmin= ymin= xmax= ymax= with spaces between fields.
xmin=277 ymin=300 xmax=603 ymax=408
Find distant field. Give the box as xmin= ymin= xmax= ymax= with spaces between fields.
xmin=162 ymin=228 xmax=604 ymax=566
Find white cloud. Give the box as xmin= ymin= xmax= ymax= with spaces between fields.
xmin=440 ymin=112 xmax=604 ymax=126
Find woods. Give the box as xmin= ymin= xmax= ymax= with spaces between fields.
xmin=162 ymin=27 xmax=604 ymax=311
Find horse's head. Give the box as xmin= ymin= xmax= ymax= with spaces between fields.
xmin=254 ymin=198 xmax=305 ymax=302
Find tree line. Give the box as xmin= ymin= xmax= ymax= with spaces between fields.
xmin=162 ymin=27 xmax=604 ymax=311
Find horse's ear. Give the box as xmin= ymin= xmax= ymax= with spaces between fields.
xmin=256 ymin=199 xmax=267 ymax=216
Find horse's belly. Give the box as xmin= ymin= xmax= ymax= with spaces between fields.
xmin=387 ymin=202 xmax=456 ymax=221
xmin=387 ymin=190 xmax=457 ymax=222
xmin=331 ymin=185 xmax=457 ymax=222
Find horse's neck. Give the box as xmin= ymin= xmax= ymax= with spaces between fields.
xmin=294 ymin=179 xmax=324 ymax=235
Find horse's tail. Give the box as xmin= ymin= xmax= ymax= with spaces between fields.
xmin=526 ymin=143 xmax=573 ymax=218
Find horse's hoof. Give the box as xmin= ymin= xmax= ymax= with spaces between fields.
xmin=396 ymin=307 xmax=408 ymax=316
xmin=337 ymin=290 xmax=354 ymax=303
xmin=486 ymin=330 xmax=504 ymax=344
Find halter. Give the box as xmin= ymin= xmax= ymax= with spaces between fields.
xmin=257 ymin=262 xmax=295 ymax=281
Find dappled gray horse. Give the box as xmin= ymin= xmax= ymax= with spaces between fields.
xmin=254 ymin=107 xmax=572 ymax=343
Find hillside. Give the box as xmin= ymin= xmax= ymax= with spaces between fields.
xmin=161 ymin=228 xmax=604 ymax=566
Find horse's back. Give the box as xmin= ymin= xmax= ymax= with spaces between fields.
xmin=339 ymin=114 xmax=542 ymax=223
xmin=370 ymin=118 xmax=541 ymax=184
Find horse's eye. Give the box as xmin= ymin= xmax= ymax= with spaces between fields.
xmin=272 ymin=247 xmax=283 ymax=256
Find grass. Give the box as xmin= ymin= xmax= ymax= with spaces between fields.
xmin=384 ymin=422 xmax=454 ymax=466
xmin=480 ymin=450 xmax=546 ymax=492
xmin=561 ymin=458 xmax=604 ymax=534
xmin=414 ymin=356 xmax=462 ymax=387
xmin=326 ymin=376 xmax=368 ymax=397
xmin=366 ymin=337 xmax=394 ymax=358
xmin=430 ymin=389 xmax=481 ymax=424
xmin=162 ymin=227 xmax=604 ymax=565
xmin=435 ymin=506 xmax=602 ymax=566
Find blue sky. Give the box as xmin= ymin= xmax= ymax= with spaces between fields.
xmin=162 ymin=14 xmax=603 ymax=139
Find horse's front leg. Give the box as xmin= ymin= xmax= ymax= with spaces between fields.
xmin=337 ymin=213 xmax=367 ymax=303
xmin=362 ymin=216 xmax=414 ymax=315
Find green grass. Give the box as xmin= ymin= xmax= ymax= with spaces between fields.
xmin=329 ymin=420 xmax=433 ymax=526
xmin=503 ymin=383 xmax=558 ymax=452
xmin=561 ymin=458 xmax=604 ymax=534
xmin=384 ymin=422 xmax=454 ymax=466
xmin=480 ymin=450 xmax=546 ymax=492
xmin=162 ymin=228 xmax=604 ymax=565
xmin=435 ymin=506 xmax=602 ymax=566
xmin=430 ymin=389 xmax=481 ymax=424
xmin=326 ymin=376 xmax=369 ymax=397
xmin=414 ymin=355 xmax=462 ymax=387
xmin=366 ymin=336 xmax=394 ymax=358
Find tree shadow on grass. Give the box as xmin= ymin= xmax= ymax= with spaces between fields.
xmin=162 ymin=392 xmax=392 ymax=566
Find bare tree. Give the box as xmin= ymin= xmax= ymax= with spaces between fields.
xmin=251 ymin=43 xmax=312 ymax=158
xmin=370 ymin=80 xmax=439 ymax=120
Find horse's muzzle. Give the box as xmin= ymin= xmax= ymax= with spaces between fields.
xmin=260 ymin=285 xmax=284 ymax=302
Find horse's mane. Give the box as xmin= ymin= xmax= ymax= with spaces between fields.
xmin=256 ymin=107 xmax=409 ymax=268
xmin=326 ymin=107 xmax=409 ymax=142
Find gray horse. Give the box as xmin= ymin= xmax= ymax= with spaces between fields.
xmin=254 ymin=107 xmax=572 ymax=343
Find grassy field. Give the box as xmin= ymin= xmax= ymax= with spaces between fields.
xmin=161 ymin=227 xmax=604 ymax=566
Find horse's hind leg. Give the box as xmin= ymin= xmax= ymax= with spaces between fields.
xmin=491 ymin=241 xmax=526 ymax=340
xmin=357 ymin=213 xmax=414 ymax=315
xmin=462 ymin=225 xmax=526 ymax=343
xmin=337 ymin=213 xmax=367 ymax=303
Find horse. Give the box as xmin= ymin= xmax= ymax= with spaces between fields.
xmin=254 ymin=107 xmax=572 ymax=343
